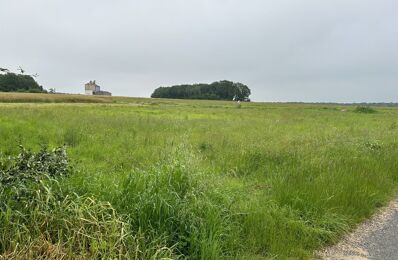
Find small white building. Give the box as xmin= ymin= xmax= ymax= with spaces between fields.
xmin=84 ymin=80 xmax=111 ymax=96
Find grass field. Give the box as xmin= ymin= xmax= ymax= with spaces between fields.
xmin=1 ymin=93 xmax=398 ymax=258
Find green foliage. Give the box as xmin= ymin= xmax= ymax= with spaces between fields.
xmin=354 ymin=106 xmax=377 ymax=113
xmin=151 ymin=80 xmax=251 ymax=101
xmin=0 ymin=72 xmax=45 ymax=93
xmin=0 ymin=146 xmax=69 ymax=200
xmin=0 ymin=146 xmax=69 ymax=183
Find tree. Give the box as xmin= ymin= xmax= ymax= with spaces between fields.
xmin=151 ymin=80 xmax=251 ymax=101
xmin=0 ymin=67 xmax=46 ymax=93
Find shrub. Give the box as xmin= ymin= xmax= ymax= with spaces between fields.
xmin=0 ymin=145 xmax=69 ymax=185
xmin=353 ymin=106 xmax=376 ymax=113
xmin=0 ymin=146 xmax=69 ymax=201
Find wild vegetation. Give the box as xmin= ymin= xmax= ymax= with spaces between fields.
xmin=0 ymin=69 xmax=45 ymax=93
xmin=151 ymin=80 xmax=251 ymax=101
xmin=354 ymin=105 xmax=377 ymax=114
xmin=0 ymin=97 xmax=397 ymax=258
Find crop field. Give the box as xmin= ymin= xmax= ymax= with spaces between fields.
xmin=1 ymin=95 xmax=398 ymax=258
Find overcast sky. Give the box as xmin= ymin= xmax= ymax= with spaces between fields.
xmin=1 ymin=0 xmax=397 ymax=102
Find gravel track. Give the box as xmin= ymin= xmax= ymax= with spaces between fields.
xmin=320 ymin=198 xmax=398 ymax=260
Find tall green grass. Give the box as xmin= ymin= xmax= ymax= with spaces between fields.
xmin=0 ymin=101 xmax=397 ymax=258
xmin=0 ymin=146 xmax=177 ymax=259
xmin=64 ymin=147 xmax=241 ymax=258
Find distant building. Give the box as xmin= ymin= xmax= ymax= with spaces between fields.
xmin=84 ymin=80 xmax=111 ymax=96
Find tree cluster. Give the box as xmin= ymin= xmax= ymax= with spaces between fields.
xmin=151 ymin=80 xmax=251 ymax=101
xmin=0 ymin=68 xmax=45 ymax=93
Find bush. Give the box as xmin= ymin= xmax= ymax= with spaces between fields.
xmin=0 ymin=146 xmax=69 ymax=202
xmin=353 ymin=106 xmax=376 ymax=113
xmin=0 ymin=145 xmax=69 ymax=185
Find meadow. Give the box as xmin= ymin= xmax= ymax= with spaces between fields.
xmin=0 ymin=94 xmax=398 ymax=259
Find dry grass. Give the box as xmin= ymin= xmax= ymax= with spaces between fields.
xmin=0 ymin=238 xmax=67 ymax=260
xmin=0 ymin=92 xmax=162 ymax=104
xmin=0 ymin=92 xmax=209 ymax=105
xmin=0 ymin=92 xmax=115 ymax=103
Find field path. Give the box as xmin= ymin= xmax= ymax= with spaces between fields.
xmin=320 ymin=197 xmax=398 ymax=259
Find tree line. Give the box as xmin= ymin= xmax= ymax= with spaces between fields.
xmin=0 ymin=67 xmax=46 ymax=93
xmin=151 ymin=80 xmax=251 ymax=101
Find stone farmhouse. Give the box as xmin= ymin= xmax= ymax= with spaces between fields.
xmin=84 ymin=80 xmax=112 ymax=96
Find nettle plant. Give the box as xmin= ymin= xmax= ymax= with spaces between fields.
xmin=0 ymin=146 xmax=69 ymax=200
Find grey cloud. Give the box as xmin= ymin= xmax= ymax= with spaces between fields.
xmin=1 ymin=0 xmax=397 ymax=101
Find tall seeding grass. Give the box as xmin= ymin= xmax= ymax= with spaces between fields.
xmin=0 ymin=146 xmax=240 ymax=259
xmin=68 ymin=147 xmax=242 ymax=258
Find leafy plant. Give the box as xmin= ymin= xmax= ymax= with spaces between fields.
xmin=353 ymin=106 xmax=376 ymax=113
xmin=0 ymin=146 xmax=69 ymax=189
